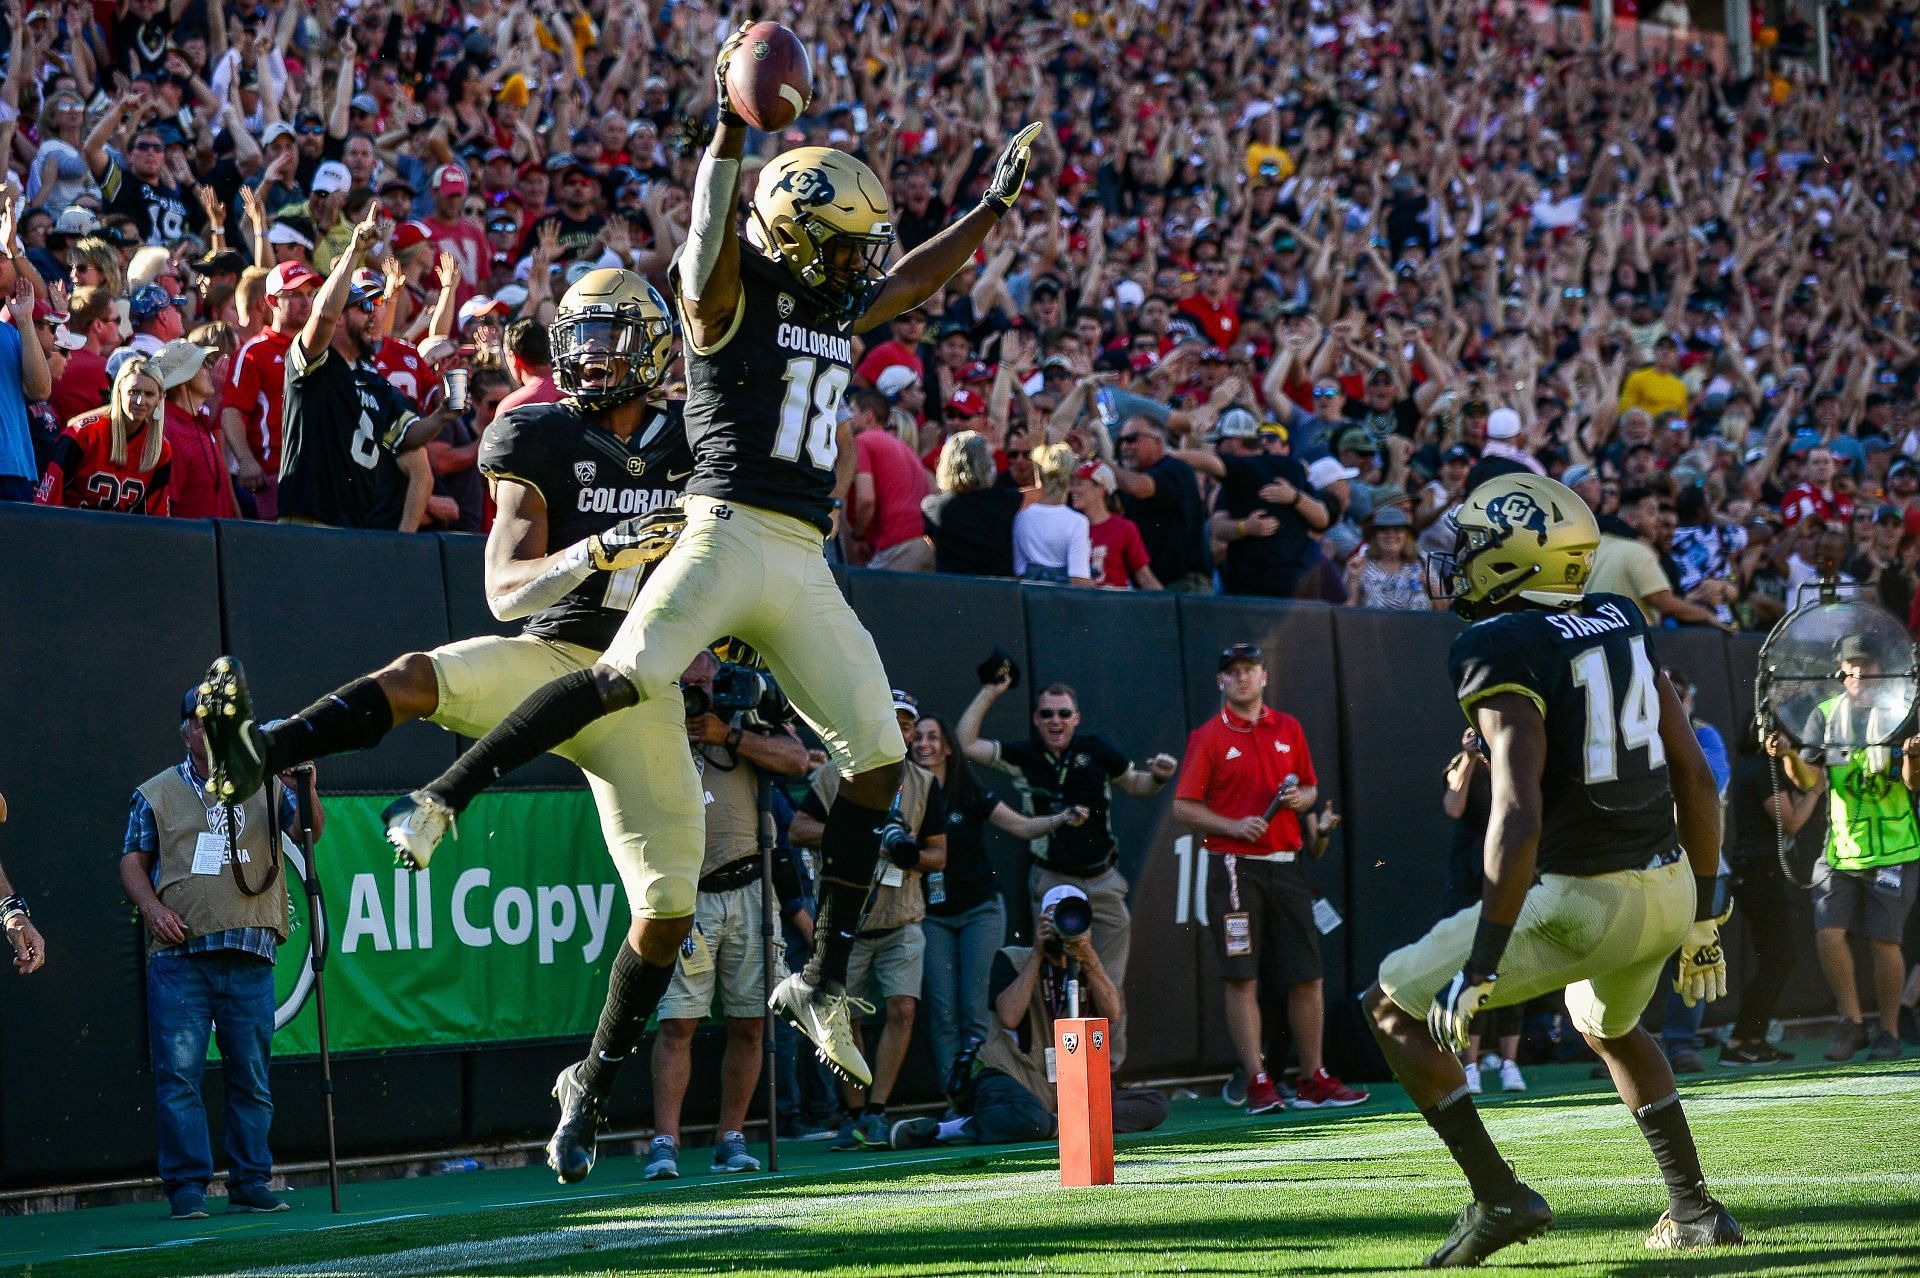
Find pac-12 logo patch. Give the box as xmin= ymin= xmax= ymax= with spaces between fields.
xmin=574 ymin=461 xmax=597 ymax=485
xmin=1092 ymin=1029 xmax=1105 ymax=1052
xmin=1484 ymin=491 xmax=1551 ymax=546
xmin=1062 ymin=1032 xmax=1080 ymax=1055
xmin=778 ymin=293 xmax=795 ymax=318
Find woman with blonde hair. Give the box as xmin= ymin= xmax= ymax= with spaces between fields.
xmin=28 ymin=91 xmax=96 ymax=212
xmin=33 ymin=356 xmax=172 ymax=514
xmin=921 ymin=429 xmax=1022 ymax=576
xmin=1345 ymin=505 xmax=1430 ymax=610
xmin=66 ymin=235 xmax=125 ymax=297
xmin=1012 ymin=442 xmax=1093 ymax=585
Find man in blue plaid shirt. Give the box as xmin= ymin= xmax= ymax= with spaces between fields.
xmin=118 ymin=691 xmax=323 ymax=1221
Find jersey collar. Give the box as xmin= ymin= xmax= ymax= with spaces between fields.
xmin=1218 ymin=703 xmax=1275 ymax=733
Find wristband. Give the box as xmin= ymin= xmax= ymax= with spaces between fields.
xmin=0 ymin=895 xmax=28 ymax=924
xmin=725 ymin=726 xmax=744 ymax=753
xmin=1237 ymin=519 xmax=1246 ymax=537
xmin=1694 ymin=873 xmax=1720 ymax=921
xmin=1466 ymin=917 xmax=1512 ymax=980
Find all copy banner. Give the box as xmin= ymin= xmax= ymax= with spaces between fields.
xmin=271 ymin=791 xmax=625 ymax=1055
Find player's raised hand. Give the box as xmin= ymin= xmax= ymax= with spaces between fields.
xmin=1427 ymin=967 xmax=1498 ymax=1055
xmin=713 ymin=23 xmax=750 ymax=119
xmin=351 ymin=205 xmax=386 ymax=251
xmin=982 ymin=122 xmax=1043 ymax=215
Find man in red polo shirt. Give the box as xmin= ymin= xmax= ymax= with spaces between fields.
xmin=1174 ymin=643 xmax=1368 ymax=1115
xmin=224 ymin=261 xmax=321 ymax=519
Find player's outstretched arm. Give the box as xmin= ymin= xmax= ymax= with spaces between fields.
xmin=680 ymin=31 xmax=751 ymax=348
xmin=857 ymin=123 xmax=1043 ymax=334
xmin=1656 ymin=675 xmax=1722 ymax=879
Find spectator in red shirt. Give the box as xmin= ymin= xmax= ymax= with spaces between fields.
xmin=1780 ymin=445 xmax=1853 ymax=528
xmin=497 ymin=317 xmax=562 ymax=413
xmin=36 ymin=355 xmax=172 ymax=515
xmin=50 ymin=285 xmax=119 ymax=431
xmin=855 ymin=311 xmax=928 ymax=388
xmin=1175 ymin=260 xmax=1241 ymax=349
xmin=224 ymin=261 xmax=320 ymax=518
xmin=848 ymin=386 xmax=932 ymax=571
xmin=422 ymin=165 xmax=491 ymax=302
xmin=1071 ymin=461 xmax=1159 ymax=590
xmin=1172 ymin=644 xmax=1368 ymax=1114
xmin=156 ymin=338 xmax=237 ymax=519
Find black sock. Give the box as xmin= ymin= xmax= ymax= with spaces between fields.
xmin=802 ymin=795 xmax=889 ymax=988
xmin=1422 ymin=1086 xmax=1520 ymax=1203
xmin=1634 ymin=1093 xmax=1713 ymax=1221
xmin=578 ymin=939 xmax=676 ymax=1098
xmin=262 ymin=677 xmax=394 ymax=773
xmin=430 ymin=669 xmax=631 ymax=811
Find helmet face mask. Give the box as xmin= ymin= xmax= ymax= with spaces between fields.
xmin=550 ymin=270 xmax=675 ymax=411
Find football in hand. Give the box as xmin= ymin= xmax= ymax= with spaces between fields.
xmin=724 ymin=21 xmax=812 ymax=132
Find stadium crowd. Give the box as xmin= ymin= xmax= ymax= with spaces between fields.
xmin=0 ymin=0 xmax=1915 ymax=623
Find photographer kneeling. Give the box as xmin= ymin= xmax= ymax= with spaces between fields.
xmin=890 ymin=885 xmax=1168 ymax=1149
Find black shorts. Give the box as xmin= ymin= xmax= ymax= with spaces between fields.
xmin=1205 ymin=853 xmax=1322 ymax=985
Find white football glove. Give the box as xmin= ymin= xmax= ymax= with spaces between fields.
xmin=586 ymin=509 xmax=686 ymax=571
xmin=1428 ymin=968 xmax=1498 ymax=1055
xmin=1673 ymin=905 xmax=1732 ymax=1008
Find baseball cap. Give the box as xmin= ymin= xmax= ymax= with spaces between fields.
xmin=53 ymin=205 xmax=100 ymax=236
xmin=1836 ymin=634 xmax=1880 ymax=663
xmin=1209 ymin=406 xmax=1259 ymax=441
xmin=1890 ymin=458 xmax=1918 ymax=479
xmin=1875 ymin=504 xmax=1904 ymax=525
xmin=874 ymin=365 xmax=918 ymax=398
xmin=434 ymin=164 xmax=470 ymax=196
xmin=265 ymin=261 xmax=322 ymax=295
xmin=1370 ymin=505 xmax=1413 ymax=528
xmin=196 ymin=248 xmax=248 ymax=277
xmin=128 ymin=284 xmax=181 ymax=324
xmin=267 ymin=220 xmax=315 ymax=249
xmin=1075 ymin=460 xmax=1116 ymax=492
xmin=458 ymin=295 xmax=511 ymax=328
xmin=349 ymin=93 xmax=379 ymax=115
xmin=947 ymin=388 xmax=987 ymax=417
xmin=889 ymin=688 xmax=920 ymax=716
xmin=1336 ymin=427 xmax=1381 ymax=455
xmin=1218 ymin=642 xmax=1263 ymax=672
xmin=1562 ymin=463 xmax=1596 ymax=487
xmin=181 ymin=689 xmax=200 ymax=722
xmin=51 ymin=323 xmax=87 ymax=352
xmin=312 ymin=160 xmax=352 ymax=194
xmin=958 ymin=360 xmax=993 ymax=383
xmin=1307 ymin=457 xmax=1360 ymax=488
xmin=1040 ymin=355 xmax=1074 ymax=375
xmin=390 ymin=220 xmax=432 ymax=254
xmin=1114 ymin=279 xmax=1146 ymax=307
xmin=149 ymin=339 xmax=218 ymax=390
xmin=261 ymin=121 xmax=294 ymax=146
xmin=1486 ymin=407 xmax=1523 ymax=440
xmin=1040 ymin=883 xmax=1090 ymax=916
xmin=379 ymin=175 xmax=418 ymax=195
xmin=1441 ymin=444 xmax=1476 ymax=465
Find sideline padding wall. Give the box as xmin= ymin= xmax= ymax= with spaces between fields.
xmin=0 ymin=507 xmax=1868 ymax=1186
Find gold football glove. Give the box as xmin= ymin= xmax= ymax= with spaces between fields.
xmin=587 ymin=508 xmax=686 ymax=571
xmin=982 ymin=122 xmax=1044 ymax=215
xmin=1673 ymin=904 xmax=1733 ymax=1008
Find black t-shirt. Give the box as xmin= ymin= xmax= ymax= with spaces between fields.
xmin=531 ymin=209 xmax=607 ymax=263
xmin=100 ymin=156 xmax=196 ymax=245
xmin=680 ymin=249 xmax=856 ymax=533
xmin=896 ymin=194 xmax=951 ymax=253
xmin=1215 ymin=453 xmax=1319 ymax=597
xmin=430 ymin=414 xmax=487 ymax=533
xmin=1443 ymin=763 xmax=1492 ymax=913
xmin=278 ymin=340 xmax=421 ymax=529
xmin=1449 ymin=592 xmax=1676 ymax=875
xmin=992 ymin=733 xmax=1132 ymax=875
xmin=1342 ymin=395 xmax=1422 ymax=441
xmin=1726 ymin=749 xmax=1825 ymax=869
xmin=477 ymin=398 xmax=692 ymax=651
xmin=922 ymin=486 xmax=1021 ymax=576
xmin=799 ymin=773 xmax=948 ymax=844
xmin=930 ymin=776 xmax=1003 ymax=916
xmin=1120 ymin=454 xmax=1211 ymax=584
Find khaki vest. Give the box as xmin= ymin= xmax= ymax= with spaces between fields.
xmin=977 ymin=944 xmax=1061 ymax=1114
xmin=695 ymin=743 xmax=763 ymax=877
xmin=809 ymin=762 xmax=936 ymax=931
xmin=135 ymin=764 xmax=290 ymax=954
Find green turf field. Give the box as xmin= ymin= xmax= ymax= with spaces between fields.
xmin=8 ymin=1048 xmax=1917 ymax=1277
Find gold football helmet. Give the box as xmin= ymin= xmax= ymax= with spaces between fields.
xmin=1426 ymin=473 xmax=1599 ymax=620
xmin=550 ymin=268 xmax=675 ymax=411
xmin=747 ymin=147 xmax=894 ymax=321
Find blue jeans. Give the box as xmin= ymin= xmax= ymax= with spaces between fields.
xmin=147 ymin=950 xmax=277 ymax=1193
xmin=921 ymin=897 xmax=1006 ymax=1080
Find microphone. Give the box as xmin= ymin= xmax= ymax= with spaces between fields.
xmin=1263 ymin=774 xmax=1300 ymax=822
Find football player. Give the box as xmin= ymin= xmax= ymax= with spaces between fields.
xmin=373 ymin=32 xmax=1045 ymax=1099
xmin=194 ymin=269 xmax=689 ymax=1182
xmin=1362 ymin=474 xmax=1742 ymax=1267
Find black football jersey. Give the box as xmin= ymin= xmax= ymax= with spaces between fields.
xmin=679 ymin=249 xmax=858 ymax=533
xmin=1449 ymin=592 xmax=1676 ymax=875
xmin=278 ymin=343 xmax=420 ymax=530
xmin=478 ymin=398 xmax=692 ymax=650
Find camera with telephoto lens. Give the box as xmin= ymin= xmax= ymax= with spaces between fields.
xmin=683 ymin=661 xmax=792 ymax=728
xmin=878 ymin=820 xmax=920 ymax=867
xmin=1049 ymin=894 xmax=1093 ymax=941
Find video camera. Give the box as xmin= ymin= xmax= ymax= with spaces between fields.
xmin=683 ymin=661 xmax=793 ymax=729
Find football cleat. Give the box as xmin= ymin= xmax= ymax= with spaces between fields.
xmin=383 ymin=790 xmax=455 ymax=870
xmin=546 ymin=1062 xmax=604 ymax=1184
xmin=769 ymin=972 xmax=873 ymax=1087
xmin=1424 ymin=1184 xmax=1553 ymax=1268
xmin=196 ymin=657 xmax=268 ymax=804
xmin=1645 ymin=1199 xmax=1744 ymax=1250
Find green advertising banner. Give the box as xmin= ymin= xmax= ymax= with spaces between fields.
xmin=271 ymin=790 xmax=623 ymax=1055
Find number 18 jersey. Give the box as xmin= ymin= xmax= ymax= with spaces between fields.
xmin=1449 ymin=592 xmax=1676 ymax=876
xmin=679 ymin=249 xmax=855 ymax=534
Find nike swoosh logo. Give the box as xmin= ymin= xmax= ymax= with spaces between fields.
xmin=666 ymin=469 xmax=693 ymax=482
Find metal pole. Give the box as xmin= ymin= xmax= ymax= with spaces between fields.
xmin=290 ymin=764 xmax=341 ymax=1213
xmin=1726 ymin=0 xmax=1753 ymax=79
xmin=1810 ymin=0 xmax=1829 ymax=84
xmin=756 ymin=769 xmax=780 ymax=1174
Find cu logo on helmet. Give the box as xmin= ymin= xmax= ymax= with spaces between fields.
xmin=1484 ymin=492 xmax=1551 ymax=546
xmin=776 ymin=167 xmax=837 ymax=208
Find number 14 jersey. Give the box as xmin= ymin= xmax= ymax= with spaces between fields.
xmin=680 ymin=249 xmax=856 ymax=534
xmin=1449 ymin=592 xmax=1676 ymax=876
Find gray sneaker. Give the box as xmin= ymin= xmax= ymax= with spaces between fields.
xmin=225 ymin=1183 xmax=289 ymax=1213
xmin=1221 ymin=1069 xmax=1249 ymax=1106
xmin=710 ymin=1130 xmax=761 ymax=1173
xmin=168 ymin=1188 xmax=210 ymax=1221
xmin=827 ymin=1116 xmax=860 ymax=1152
xmin=644 ymin=1135 xmax=680 ymax=1180
xmin=889 ymin=1116 xmax=940 ymax=1150
xmin=1825 ymin=1019 xmax=1871 ymax=1061
xmin=1868 ymin=1030 xmax=1904 ymax=1061
xmin=853 ymin=1110 xmax=890 ymax=1149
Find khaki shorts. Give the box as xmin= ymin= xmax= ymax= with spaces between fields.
xmin=846 ymin=923 xmax=926 ymax=1003
xmin=599 ymin=495 xmax=905 ymax=777
xmin=1378 ymin=857 xmax=1695 ymax=1040
xmin=427 ymin=634 xmax=704 ymax=920
xmin=657 ymin=878 xmax=787 ymax=1020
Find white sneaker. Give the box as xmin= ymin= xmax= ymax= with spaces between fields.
xmin=769 ymin=972 xmax=874 ymax=1087
xmin=1463 ymin=1062 xmax=1482 ymax=1095
xmin=1478 ymin=1052 xmax=1504 ymax=1073
xmin=382 ymin=790 xmax=456 ymax=870
xmin=1499 ymin=1059 xmax=1527 ymax=1092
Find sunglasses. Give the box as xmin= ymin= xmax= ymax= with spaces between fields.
xmin=1035 ymin=708 xmax=1076 ymax=720
xmin=1117 ymin=433 xmax=1144 ymax=444
xmin=1202 ymin=265 xmax=1229 ymax=275
xmin=131 ymin=140 xmax=165 ymax=152
xmin=298 ymin=124 xmax=325 ymax=135
xmin=1313 ymin=387 xmax=1340 ymax=398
